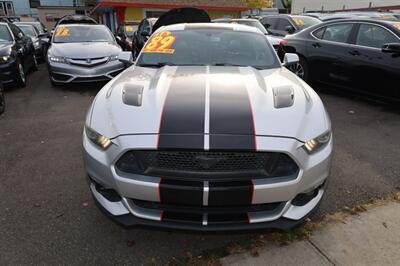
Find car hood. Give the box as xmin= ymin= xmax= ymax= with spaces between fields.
xmin=49 ymin=42 xmax=121 ymax=58
xmin=89 ymin=66 xmax=330 ymax=143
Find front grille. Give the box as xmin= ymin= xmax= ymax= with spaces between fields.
xmin=68 ymin=57 xmax=109 ymax=67
xmin=116 ymin=150 xmax=299 ymax=181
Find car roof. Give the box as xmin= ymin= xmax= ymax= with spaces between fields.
xmin=55 ymin=23 xmax=107 ymax=28
xmin=157 ymin=22 xmax=260 ymax=34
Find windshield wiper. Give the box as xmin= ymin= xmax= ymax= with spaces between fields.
xmin=137 ymin=62 xmax=177 ymax=68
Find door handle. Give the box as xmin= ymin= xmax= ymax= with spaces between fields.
xmin=312 ymin=43 xmax=321 ymax=48
xmin=349 ymin=50 xmax=360 ymax=56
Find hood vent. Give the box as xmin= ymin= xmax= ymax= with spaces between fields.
xmin=122 ymin=83 xmax=144 ymax=107
xmin=273 ymin=86 xmax=294 ymax=109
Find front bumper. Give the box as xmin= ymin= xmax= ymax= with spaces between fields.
xmin=83 ymin=133 xmax=332 ymax=231
xmin=48 ymin=60 xmax=125 ymax=83
xmin=0 ymin=59 xmax=17 ymax=84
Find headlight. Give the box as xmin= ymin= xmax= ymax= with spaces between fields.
xmin=109 ymin=55 xmax=119 ymax=61
xmin=84 ymin=125 xmax=112 ymax=150
xmin=0 ymin=56 xmax=11 ymax=64
xmin=33 ymin=41 xmax=40 ymax=49
xmin=48 ymin=55 xmax=66 ymax=63
xmin=303 ymin=130 xmax=331 ymax=154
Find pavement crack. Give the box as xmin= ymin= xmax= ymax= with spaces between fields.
xmin=307 ymin=239 xmax=336 ymax=266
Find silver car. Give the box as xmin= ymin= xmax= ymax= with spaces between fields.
xmin=83 ymin=23 xmax=332 ymax=231
xmin=47 ymin=24 xmax=125 ymax=85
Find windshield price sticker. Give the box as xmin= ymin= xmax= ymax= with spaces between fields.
xmin=143 ymin=31 xmax=176 ymax=54
xmin=394 ymin=23 xmax=400 ymax=31
xmin=293 ymin=18 xmax=305 ymax=26
xmin=125 ymin=25 xmax=134 ymax=32
xmin=55 ymin=27 xmax=70 ymax=37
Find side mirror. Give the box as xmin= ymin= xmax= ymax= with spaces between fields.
xmin=141 ymin=31 xmax=150 ymax=37
xmin=282 ymin=53 xmax=299 ymax=66
xmin=17 ymin=32 xmax=24 ymax=40
xmin=285 ymin=25 xmax=296 ymax=34
xmin=382 ymin=43 xmax=400 ymax=54
xmin=118 ymin=51 xmax=134 ymax=66
xmin=115 ymin=36 xmax=122 ymax=42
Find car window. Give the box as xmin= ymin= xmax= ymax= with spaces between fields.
xmin=0 ymin=24 xmax=13 ymax=42
xmin=142 ymin=20 xmax=151 ymax=33
xmin=8 ymin=23 xmax=23 ymax=38
xmin=18 ymin=25 xmax=37 ymax=37
xmin=313 ymin=27 xmax=325 ymax=39
xmin=356 ymin=24 xmax=398 ymax=48
xmin=321 ymin=23 xmax=354 ymax=43
xmin=276 ymin=18 xmax=292 ymax=31
xmin=261 ymin=17 xmax=278 ymax=29
xmin=291 ymin=16 xmax=321 ymax=30
xmin=137 ymin=29 xmax=280 ymax=70
xmin=53 ymin=25 xmax=114 ymax=43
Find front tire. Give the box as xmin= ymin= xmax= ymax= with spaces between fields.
xmin=288 ymin=56 xmax=309 ymax=82
xmin=16 ymin=59 xmax=26 ymax=88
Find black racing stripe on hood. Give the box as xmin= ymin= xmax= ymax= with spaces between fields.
xmin=158 ymin=66 xmax=206 ymax=150
xmin=209 ymin=67 xmax=256 ymax=150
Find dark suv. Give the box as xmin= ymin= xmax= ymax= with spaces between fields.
xmin=260 ymin=15 xmax=321 ymax=37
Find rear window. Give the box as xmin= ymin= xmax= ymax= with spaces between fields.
xmin=291 ymin=16 xmax=321 ymax=30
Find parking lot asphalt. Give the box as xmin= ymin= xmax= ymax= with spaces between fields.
xmin=1 ymin=65 xmax=400 ymax=265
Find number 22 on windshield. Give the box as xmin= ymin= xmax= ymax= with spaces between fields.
xmin=143 ymin=32 xmax=176 ymax=54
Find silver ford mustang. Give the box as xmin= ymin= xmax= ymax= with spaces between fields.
xmin=47 ymin=24 xmax=125 ymax=85
xmin=83 ymin=23 xmax=332 ymax=231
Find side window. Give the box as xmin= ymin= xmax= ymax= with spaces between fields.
xmin=356 ymin=24 xmax=398 ymax=48
xmin=313 ymin=27 xmax=326 ymax=39
xmin=276 ymin=18 xmax=292 ymax=31
xmin=321 ymin=23 xmax=354 ymax=43
xmin=261 ymin=17 xmax=278 ymax=29
xmin=142 ymin=20 xmax=151 ymax=33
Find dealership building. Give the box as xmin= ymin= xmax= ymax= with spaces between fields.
xmin=292 ymin=0 xmax=400 ymax=13
xmin=91 ymin=0 xmax=248 ymax=32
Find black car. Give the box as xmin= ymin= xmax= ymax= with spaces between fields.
xmin=15 ymin=21 xmax=49 ymax=38
xmin=131 ymin=17 xmax=158 ymax=58
xmin=260 ymin=15 xmax=321 ymax=37
xmin=279 ymin=19 xmax=400 ymax=101
xmin=15 ymin=23 xmax=45 ymax=59
xmin=0 ymin=22 xmax=38 ymax=87
xmin=132 ymin=7 xmax=210 ymax=58
xmin=116 ymin=21 xmax=139 ymax=51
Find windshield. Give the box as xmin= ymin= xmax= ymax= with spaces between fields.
xmin=53 ymin=26 xmax=114 ymax=43
xmin=137 ymin=29 xmax=280 ymax=69
xmin=291 ymin=16 xmax=321 ymax=30
xmin=124 ymin=24 xmax=138 ymax=37
xmin=19 ymin=25 xmax=37 ymax=37
xmin=0 ymin=25 xmax=12 ymax=42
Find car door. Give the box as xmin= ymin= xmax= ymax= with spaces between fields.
xmin=307 ymin=22 xmax=356 ymax=86
xmin=347 ymin=23 xmax=400 ymax=99
xmin=9 ymin=23 xmax=32 ymax=67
